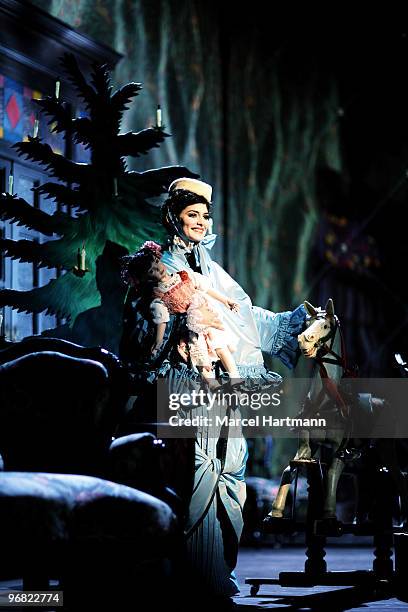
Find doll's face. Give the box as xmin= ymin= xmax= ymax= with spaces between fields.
xmin=146 ymin=259 xmax=167 ymax=282
xmin=179 ymin=204 xmax=210 ymax=243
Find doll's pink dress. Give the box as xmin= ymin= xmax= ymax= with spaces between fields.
xmin=150 ymin=270 xmax=236 ymax=367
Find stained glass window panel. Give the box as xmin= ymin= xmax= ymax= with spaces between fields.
xmin=3 ymin=76 xmax=24 ymax=144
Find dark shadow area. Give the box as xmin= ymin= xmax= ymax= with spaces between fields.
xmin=236 ymin=584 xmax=394 ymax=611
xmin=70 ymin=240 xmax=129 ymax=354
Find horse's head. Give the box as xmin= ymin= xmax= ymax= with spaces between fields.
xmin=298 ymin=298 xmax=337 ymax=359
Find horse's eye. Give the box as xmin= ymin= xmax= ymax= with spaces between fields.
xmin=324 ymin=325 xmax=328 ymax=329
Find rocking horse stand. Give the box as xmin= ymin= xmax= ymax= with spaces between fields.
xmin=246 ymin=299 xmax=403 ymax=598
xmin=246 ymin=457 xmax=397 ymax=596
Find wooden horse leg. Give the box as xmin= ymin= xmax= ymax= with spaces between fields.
xmin=268 ymin=465 xmax=295 ymax=518
xmin=323 ymin=457 xmax=345 ymax=519
xmin=293 ymin=430 xmax=312 ymax=461
xmin=267 ymin=431 xmax=313 ymax=518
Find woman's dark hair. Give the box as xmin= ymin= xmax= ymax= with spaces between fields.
xmin=161 ymin=189 xmax=212 ymax=235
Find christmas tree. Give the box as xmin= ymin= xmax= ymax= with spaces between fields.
xmin=0 ymin=53 xmax=197 ymax=329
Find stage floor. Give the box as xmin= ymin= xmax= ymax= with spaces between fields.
xmin=234 ymin=546 xmax=408 ymax=610
xmin=1 ymin=546 xmax=407 ymax=610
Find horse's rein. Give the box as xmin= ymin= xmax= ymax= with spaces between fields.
xmin=314 ymin=317 xmax=352 ymax=419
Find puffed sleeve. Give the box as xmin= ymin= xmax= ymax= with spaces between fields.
xmin=252 ymin=304 xmax=307 ymax=369
xmin=150 ymin=299 xmax=170 ymax=324
xmin=189 ymin=270 xmax=211 ymax=292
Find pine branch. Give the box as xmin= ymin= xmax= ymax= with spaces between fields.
xmin=44 ymin=210 xmax=76 ymax=236
xmin=111 ymin=82 xmax=142 ymax=131
xmin=117 ymin=128 xmax=168 ymax=157
xmin=124 ymin=166 xmax=200 ymax=197
xmin=60 ymin=53 xmax=97 ymax=111
xmin=0 ymin=193 xmax=74 ymax=236
xmin=0 ymin=238 xmax=72 ymax=269
xmin=0 ymin=272 xmax=98 ymax=320
xmin=35 ymin=98 xmax=72 ymax=136
xmin=13 ymin=140 xmax=88 ymax=184
xmin=0 ymin=287 xmax=68 ymax=317
xmin=91 ymin=62 xmax=112 ymax=100
xmin=35 ymin=183 xmax=87 ymax=211
xmin=71 ymin=117 xmax=93 ymax=147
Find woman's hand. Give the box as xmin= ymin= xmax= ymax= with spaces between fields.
xmin=225 ymin=298 xmax=240 ymax=313
xmin=177 ymin=338 xmax=189 ymax=362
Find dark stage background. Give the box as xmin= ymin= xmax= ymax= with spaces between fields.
xmin=29 ymin=2 xmax=408 ymax=381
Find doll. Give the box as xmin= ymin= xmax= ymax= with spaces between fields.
xmin=121 ymin=241 xmax=241 ymax=386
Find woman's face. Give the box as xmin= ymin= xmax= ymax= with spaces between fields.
xmin=179 ymin=203 xmax=210 ymax=243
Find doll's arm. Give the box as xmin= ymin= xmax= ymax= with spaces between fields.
xmin=150 ymin=299 xmax=170 ymax=354
xmin=206 ymin=287 xmax=240 ymax=312
xmin=152 ymin=322 xmax=167 ymax=354
xmin=188 ymin=270 xmax=239 ymax=312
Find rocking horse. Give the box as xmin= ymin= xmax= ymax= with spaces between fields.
xmin=246 ymin=299 xmax=408 ymax=596
xmin=264 ymin=298 xmax=408 ymax=530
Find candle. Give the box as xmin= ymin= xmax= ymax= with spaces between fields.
xmin=156 ymin=104 xmax=162 ymax=128
xmin=80 ymin=244 xmax=86 ymax=271
xmin=55 ymin=79 xmax=60 ymax=100
xmin=33 ymin=119 xmax=39 ymax=138
xmin=113 ymin=178 xmax=118 ymax=197
xmin=8 ymin=168 xmax=13 ymax=195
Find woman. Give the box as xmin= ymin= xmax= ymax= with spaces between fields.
xmin=120 ymin=177 xmax=306 ymax=599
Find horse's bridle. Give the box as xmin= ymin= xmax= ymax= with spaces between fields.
xmin=311 ymin=314 xmax=354 ymax=419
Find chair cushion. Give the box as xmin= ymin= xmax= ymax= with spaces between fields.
xmin=0 ymin=472 xmax=177 ymax=555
